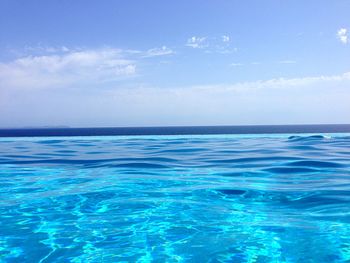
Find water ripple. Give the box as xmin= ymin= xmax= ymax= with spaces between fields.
xmin=1 ymin=134 xmax=350 ymax=262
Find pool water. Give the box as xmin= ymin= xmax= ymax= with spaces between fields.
xmin=1 ymin=134 xmax=350 ymax=262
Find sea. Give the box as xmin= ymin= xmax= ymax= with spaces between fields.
xmin=1 ymin=125 xmax=350 ymax=262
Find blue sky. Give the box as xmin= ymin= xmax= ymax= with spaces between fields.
xmin=0 ymin=0 xmax=349 ymax=127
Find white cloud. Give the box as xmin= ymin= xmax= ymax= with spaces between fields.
xmin=0 ymin=48 xmax=136 ymax=89
xmin=23 ymin=45 xmax=72 ymax=54
xmin=102 ymin=72 xmax=350 ymax=126
xmin=337 ymin=28 xmax=348 ymax=44
xmin=205 ymin=72 xmax=350 ymax=91
xmin=143 ymin=46 xmax=174 ymax=58
xmin=2 ymin=71 xmax=350 ymax=127
xmin=185 ymin=35 xmax=237 ymax=53
xmin=1 ymin=46 xmax=350 ymax=127
xmin=186 ymin=36 xmax=207 ymax=48
xmin=222 ymin=35 xmax=230 ymax=43
xmin=230 ymin=63 xmax=243 ymax=67
xmin=278 ymin=60 xmax=297 ymax=64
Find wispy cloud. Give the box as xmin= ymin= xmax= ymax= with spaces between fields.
xmin=0 ymin=44 xmax=175 ymax=91
xmin=186 ymin=36 xmax=207 ymax=49
xmin=186 ymin=35 xmax=237 ymax=54
xmin=337 ymin=28 xmax=348 ymax=44
xmin=211 ymin=72 xmax=350 ymax=91
xmin=278 ymin=60 xmax=297 ymax=64
xmin=143 ymin=46 xmax=174 ymax=58
xmin=230 ymin=63 xmax=243 ymax=67
xmin=0 ymin=48 xmax=136 ymax=89
xmin=3 ymin=71 xmax=349 ymax=127
xmin=24 ymin=45 xmax=71 ymax=54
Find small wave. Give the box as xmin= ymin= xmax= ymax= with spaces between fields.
xmin=287 ymin=194 xmax=349 ymax=209
xmin=216 ymin=189 xmax=247 ymax=196
xmin=264 ymin=167 xmax=320 ymax=174
xmin=155 ymin=147 xmax=208 ymax=153
xmin=36 ymin=140 xmax=65 ymax=144
xmin=287 ymin=160 xmax=343 ymax=168
xmin=0 ymin=157 xmax=177 ymax=168
xmin=110 ymin=162 xmax=170 ymax=169
xmin=287 ymin=135 xmax=331 ymax=142
xmin=211 ymin=156 xmax=300 ymax=164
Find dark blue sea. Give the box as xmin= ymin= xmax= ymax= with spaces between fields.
xmin=1 ymin=125 xmax=350 ymax=262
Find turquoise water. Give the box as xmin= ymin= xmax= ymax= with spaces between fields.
xmin=1 ymin=134 xmax=350 ymax=262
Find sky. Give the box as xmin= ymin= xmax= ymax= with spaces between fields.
xmin=0 ymin=0 xmax=349 ymax=128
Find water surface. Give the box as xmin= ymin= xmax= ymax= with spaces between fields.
xmin=1 ymin=134 xmax=350 ymax=262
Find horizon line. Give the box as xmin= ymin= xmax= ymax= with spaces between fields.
xmin=1 ymin=123 xmax=350 ymax=130
xmin=1 ymin=124 xmax=350 ymax=138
